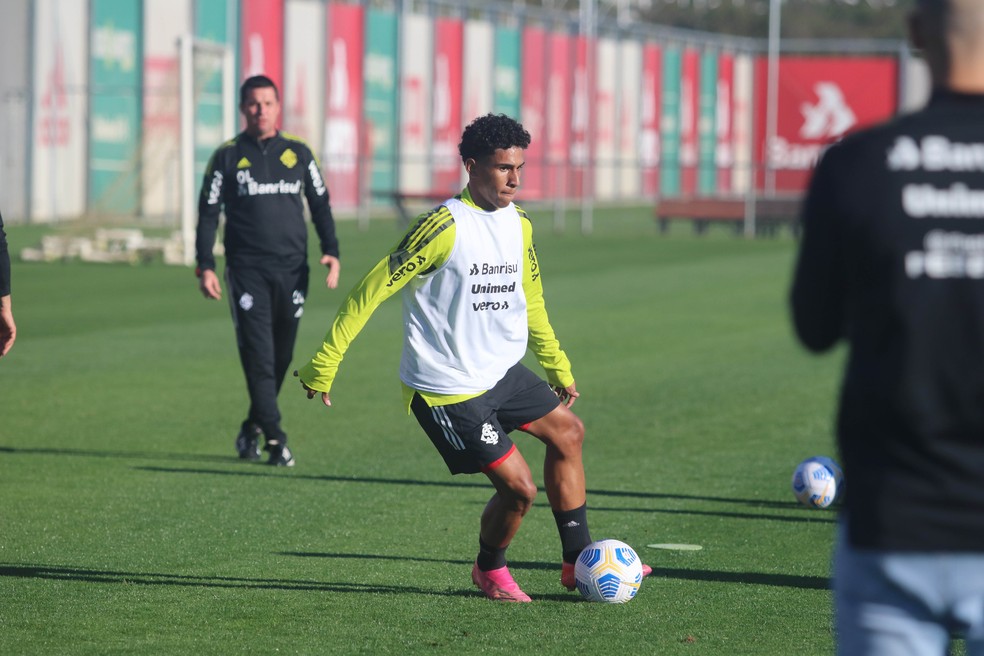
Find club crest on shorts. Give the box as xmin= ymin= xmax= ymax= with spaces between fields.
xmin=239 ymin=293 xmax=254 ymax=311
xmin=480 ymin=423 xmax=499 ymax=445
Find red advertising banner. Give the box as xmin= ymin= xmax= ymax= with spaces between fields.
xmin=324 ymin=2 xmax=364 ymax=208
xmin=715 ymin=52 xmax=734 ymax=194
xmin=680 ymin=47 xmax=699 ymax=196
xmin=570 ymin=36 xmax=591 ymax=200
xmin=431 ymin=17 xmax=463 ymax=194
xmin=521 ymin=26 xmax=546 ymax=200
xmin=641 ymin=43 xmax=661 ymax=197
xmin=546 ymin=32 xmax=572 ymax=199
xmin=241 ymin=0 xmax=284 ymax=91
xmin=754 ymin=56 xmax=898 ymax=192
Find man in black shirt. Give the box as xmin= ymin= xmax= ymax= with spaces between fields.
xmin=0 ymin=210 xmax=15 ymax=358
xmin=196 ymin=75 xmax=340 ymax=466
xmin=791 ymin=0 xmax=984 ymax=652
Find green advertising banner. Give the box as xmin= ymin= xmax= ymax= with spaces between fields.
xmin=365 ymin=8 xmax=399 ymax=195
xmin=660 ymin=46 xmax=681 ymax=197
xmin=195 ymin=0 xmax=236 ymax=183
xmin=493 ymin=27 xmax=521 ymax=119
xmin=89 ymin=0 xmax=142 ymax=213
xmin=698 ymin=49 xmax=718 ymax=195
xmin=195 ymin=0 xmax=234 ymax=44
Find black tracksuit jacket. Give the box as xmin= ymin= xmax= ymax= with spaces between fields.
xmin=196 ymin=131 xmax=339 ymax=272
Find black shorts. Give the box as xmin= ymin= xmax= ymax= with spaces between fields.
xmin=410 ymin=363 xmax=561 ymax=475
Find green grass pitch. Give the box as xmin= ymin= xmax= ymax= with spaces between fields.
xmin=0 ymin=210 xmax=848 ymax=654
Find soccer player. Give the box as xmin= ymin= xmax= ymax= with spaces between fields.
xmin=196 ymin=75 xmax=341 ymax=467
xmin=295 ymin=113 xmax=649 ymax=601
xmin=790 ymin=0 xmax=984 ymax=652
xmin=0 ymin=209 xmax=15 ymax=358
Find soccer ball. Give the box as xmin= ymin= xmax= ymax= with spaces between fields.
xmin=791 ymin=456 xmax=844 ymax=508
xmin=574 ymin=539 xmax=644 ymax=603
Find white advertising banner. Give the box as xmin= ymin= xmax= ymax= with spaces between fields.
xmin=461 ymin=20 xmax=495 ymax=140
xmin=399 ymin=14 xmax=432 ymax=194
xmin=142 ymin=0 xmax=192 ymax=219
xmin=463 ymin=20 xmax=493 ymax=127
xmin=31 ymin=0 xmax=88 ymax=222
xmin=594 ymin=38 xmax=618 ymax=200
xmin=731 ymin=53 xmax=754 ymax=194
xmin=618 ymin=40 xmax=642 ymax=199
xmin=1 ymin=0 xmax=30 ymax=219
xmin=461 ymin=19 xmax=493 ymax=189
xmin=284 ymin=0 xmax=325 ymax=150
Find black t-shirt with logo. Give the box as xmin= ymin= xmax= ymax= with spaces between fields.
xmin=791 ymin=90 xmax=984 ymax=551
xmin=196 ymin=131 xmax=338 ymax=271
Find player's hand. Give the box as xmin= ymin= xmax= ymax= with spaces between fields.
xmin=0 ymin=298 xmax=16 ymax=358
xmin=199 ymin=269 xmax=222 ymax=300
xmin=553 ymin=382 xmax=579 ymax=408
xmin=320 ymin=254 xmax=341 ymax=290
xmin=294 ymin=370 xmax=332 ymax=407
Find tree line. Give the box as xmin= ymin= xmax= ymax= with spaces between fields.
xmin=618 ymin=0 xmax=914 ymax=40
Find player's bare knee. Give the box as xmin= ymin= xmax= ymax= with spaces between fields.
xmin=506 ymin=479 xmax=538 ymax=512
xmin=555 ymin=414 xmax=585 ymax=452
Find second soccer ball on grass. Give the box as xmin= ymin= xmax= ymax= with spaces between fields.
xmin=791 ymin=456 xmax=844 ymax=509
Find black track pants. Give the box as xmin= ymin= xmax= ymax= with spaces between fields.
xmin=225 ymin=263 xmax=309 ymax=444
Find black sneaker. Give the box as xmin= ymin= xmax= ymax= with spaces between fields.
xmin=235 ymin=425 xmax=262 ymax=461
xmin=265 ymin=443 xmax=295 ymax=467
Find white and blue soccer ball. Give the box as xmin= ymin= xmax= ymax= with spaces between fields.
xmin=791 ymin=456 xmax=844 ymax=509
xmin=574 ymin=539 xmax=644 ymax=603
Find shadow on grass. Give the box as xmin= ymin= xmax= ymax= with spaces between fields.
xmin=133 ymin=464 xmax=818 ymax=514
xmin=0 ymin=561 xmax=580 ymax=603
xmin=0 ymin=445 xmax=829 ymax=520
xmin=281 ymin=552 xmax=829 ymax=591
xmin=588 ymin=504 xmax=836 ymax=524
xmin=0 ymin=562 xmax=478 ymax=598
xmin=651 ymin=566 xmax=829 ymax=590
xmin=0 ymin=553 xmax=826 ymax=598
xmin=0 ymin=445 xmax=232 ymax=464
xmin=283 ymin=551 xmax=538 ymax=569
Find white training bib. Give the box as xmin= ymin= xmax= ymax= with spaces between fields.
xmin=399 ymin=198 xmax=528 ymax=394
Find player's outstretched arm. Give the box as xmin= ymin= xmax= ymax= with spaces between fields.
xmin=297 ymin=214 xmax=457 ymax=412
xmin=521 ymin=219 xmax=575 ymax=392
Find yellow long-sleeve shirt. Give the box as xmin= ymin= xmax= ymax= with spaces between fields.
xmin=296 ymin=188 xmax=573 ymax=409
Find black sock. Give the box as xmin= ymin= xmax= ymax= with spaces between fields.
xmin=553 ymin=504 xmax=592 ymax=564
xmin=476 ymin=537 xmax=507 ymax=571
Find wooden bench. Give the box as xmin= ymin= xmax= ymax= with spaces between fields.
xmin=654 ymin=195 xmax=803 ymax=236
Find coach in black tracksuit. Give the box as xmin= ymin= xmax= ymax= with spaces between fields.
xmin=196 ymin=75 xmax=340 ymax=467
xmin=790 ymin=1 xmax=984 ymax=652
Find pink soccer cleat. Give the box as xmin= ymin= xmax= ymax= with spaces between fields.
xmin=561 ymin=560 xmax=653 ymax=591
xmin=471 ymin=563 xmax=532 ymax=602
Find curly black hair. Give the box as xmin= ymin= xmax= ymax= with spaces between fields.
xmin=458 ymin=114 xmax=531 ymax=162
